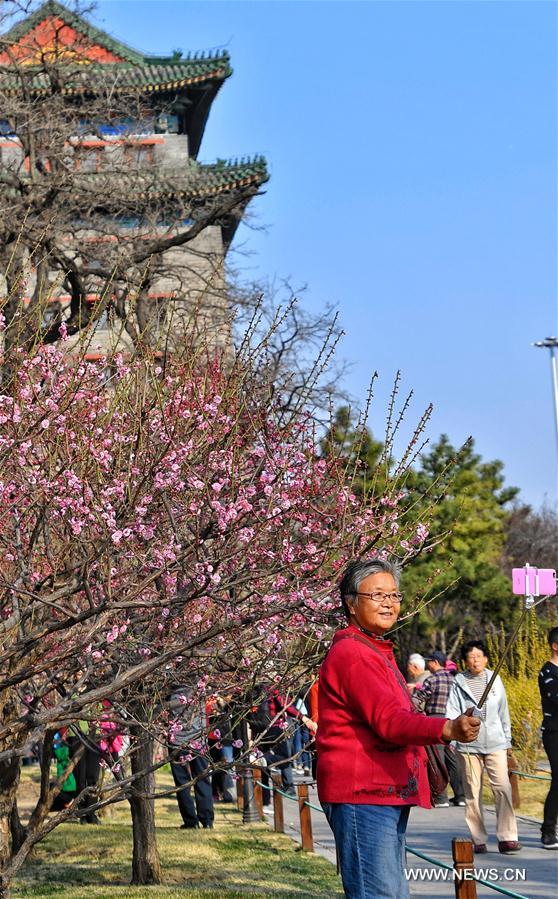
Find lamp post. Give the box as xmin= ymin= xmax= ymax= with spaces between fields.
xmin=240 ymin=718 xmax=260 ymax=824
xmin=533 ymin=336 xmax=558 ymax=452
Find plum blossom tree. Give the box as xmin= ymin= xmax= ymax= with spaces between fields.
xmin=0 ymin=327 xmax=432 ymax=895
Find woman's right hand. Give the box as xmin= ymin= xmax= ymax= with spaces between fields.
xmin=303 ymin=716 xmax=318 ymax=734
xmin=442 ymin=710 xmax=481 ymax=743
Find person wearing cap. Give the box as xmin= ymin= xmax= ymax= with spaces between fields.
xmin=446 ymin=639 xmax=521 ymax=855
xmin=412 ymin=650 xmax=465 ymax=807
xmin=317 ymin=558 xmax=481 ymax=899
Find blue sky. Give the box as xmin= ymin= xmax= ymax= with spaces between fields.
xmin=94 ymin=0 xmax=557 ymax=507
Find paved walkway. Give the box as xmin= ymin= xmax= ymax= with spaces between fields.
xmin=275 ymin=783 xmax=558 ymax=898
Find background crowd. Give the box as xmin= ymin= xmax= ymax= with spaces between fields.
xmin=40 ymin=626 xmax=558 ymax=862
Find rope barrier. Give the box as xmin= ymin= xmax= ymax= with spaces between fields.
xmin=271 ymin=785 xmax=296 ymax=800
xmin=304 ymin=799 xmax=323 ymax=813
xmin=511 ymin=769 xmax=552 ymax=782
xmin=258 ymin=779 xmax=299 ymax=804
xmin=405 ymin=845 xmax=453 ymax=872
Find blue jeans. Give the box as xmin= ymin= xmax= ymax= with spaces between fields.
xmin=322 ymin=802 xmax=410 ymax=898
xmin=293 ymin=722 xmax=311 ymax=768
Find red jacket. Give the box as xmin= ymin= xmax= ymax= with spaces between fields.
xmin=316 ymin=625 xmax=447 ymax=807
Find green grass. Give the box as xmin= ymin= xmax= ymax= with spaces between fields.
xmin=13 ymin=770 xmax=343 ymax=898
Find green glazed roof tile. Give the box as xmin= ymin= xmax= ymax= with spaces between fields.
xmin=0 ymin=58 xmax=232 ymax=94
xmin=84 ymin=157 xmax=269 ymax=198
xmin=17 ymin=157 xmax=269 ymax=201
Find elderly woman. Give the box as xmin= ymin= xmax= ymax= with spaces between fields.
xmin=317 ymin=559 xmax=480 ymax=899
xmin=446 ymin=639 xmax=521 ymax=855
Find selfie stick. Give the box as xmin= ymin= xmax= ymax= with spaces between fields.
xmin=473 ymin=563 xmax=555 ymax=714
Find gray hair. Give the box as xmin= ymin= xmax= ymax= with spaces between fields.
xmin=408 ymin=653 xmax=425 ymax=671
xmin=339 ymin=558 xmax=401 ymax=620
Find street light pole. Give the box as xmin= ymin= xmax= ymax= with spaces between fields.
xmin=240 ymin=719 xmax=260 ymax=824
xmin=533 ymin=336 xmax=558 ymax=452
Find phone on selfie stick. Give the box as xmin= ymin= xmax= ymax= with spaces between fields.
xmin=512 ymin=565 xmax=557 ymax=604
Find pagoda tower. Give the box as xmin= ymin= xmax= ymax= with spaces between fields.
xmin=0 ymin=1 xmax=268 ymax=356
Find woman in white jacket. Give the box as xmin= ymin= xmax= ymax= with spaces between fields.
xmin=446 ymin=639 xmax=521 ymax=855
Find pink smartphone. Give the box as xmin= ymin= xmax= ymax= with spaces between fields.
xmin=512 ymin=567 xmax=557 ymax=596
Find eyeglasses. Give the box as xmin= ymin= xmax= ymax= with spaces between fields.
xmin=356 ymin=591 xmax=403 ymax=604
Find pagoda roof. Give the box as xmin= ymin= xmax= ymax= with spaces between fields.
xmin=157 ymin=156 xmax=269 ymax=198
xmin=74 ymin=157 xmax=269 ymax=201
xmin=70 ymin=156 xmax=268 ymax=248
xmin=0 ymin=1 xmax=232 ymax=90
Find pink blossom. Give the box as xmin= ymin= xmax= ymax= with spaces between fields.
xmin=0 ymin=342 xmax=423 ymax=821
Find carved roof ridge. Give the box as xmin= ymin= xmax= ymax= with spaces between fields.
xmin=1 ymin=1 xmax=144 ymax=63
xmin=1 ymin=1 xmax=231 ymax=70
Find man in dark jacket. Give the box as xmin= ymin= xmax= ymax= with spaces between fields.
xmin=167 ymin=687 xmax=214 ymax=829
xmin=413 ymin=650 xmax=465 ymax=808
xmin=539 ymin=627 xmax=558 ymax=849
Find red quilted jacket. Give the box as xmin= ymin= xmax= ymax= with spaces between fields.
xmin=316 ymin=624 xmax=447 ymax=807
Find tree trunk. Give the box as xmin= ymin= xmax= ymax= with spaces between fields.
xmin=0 ymin=756 xmax=21 ymax=899
xmin=128 ymin=726 xmax=162 ymax=885
xmin=8 ymin=804 xmax=25 ymax=857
